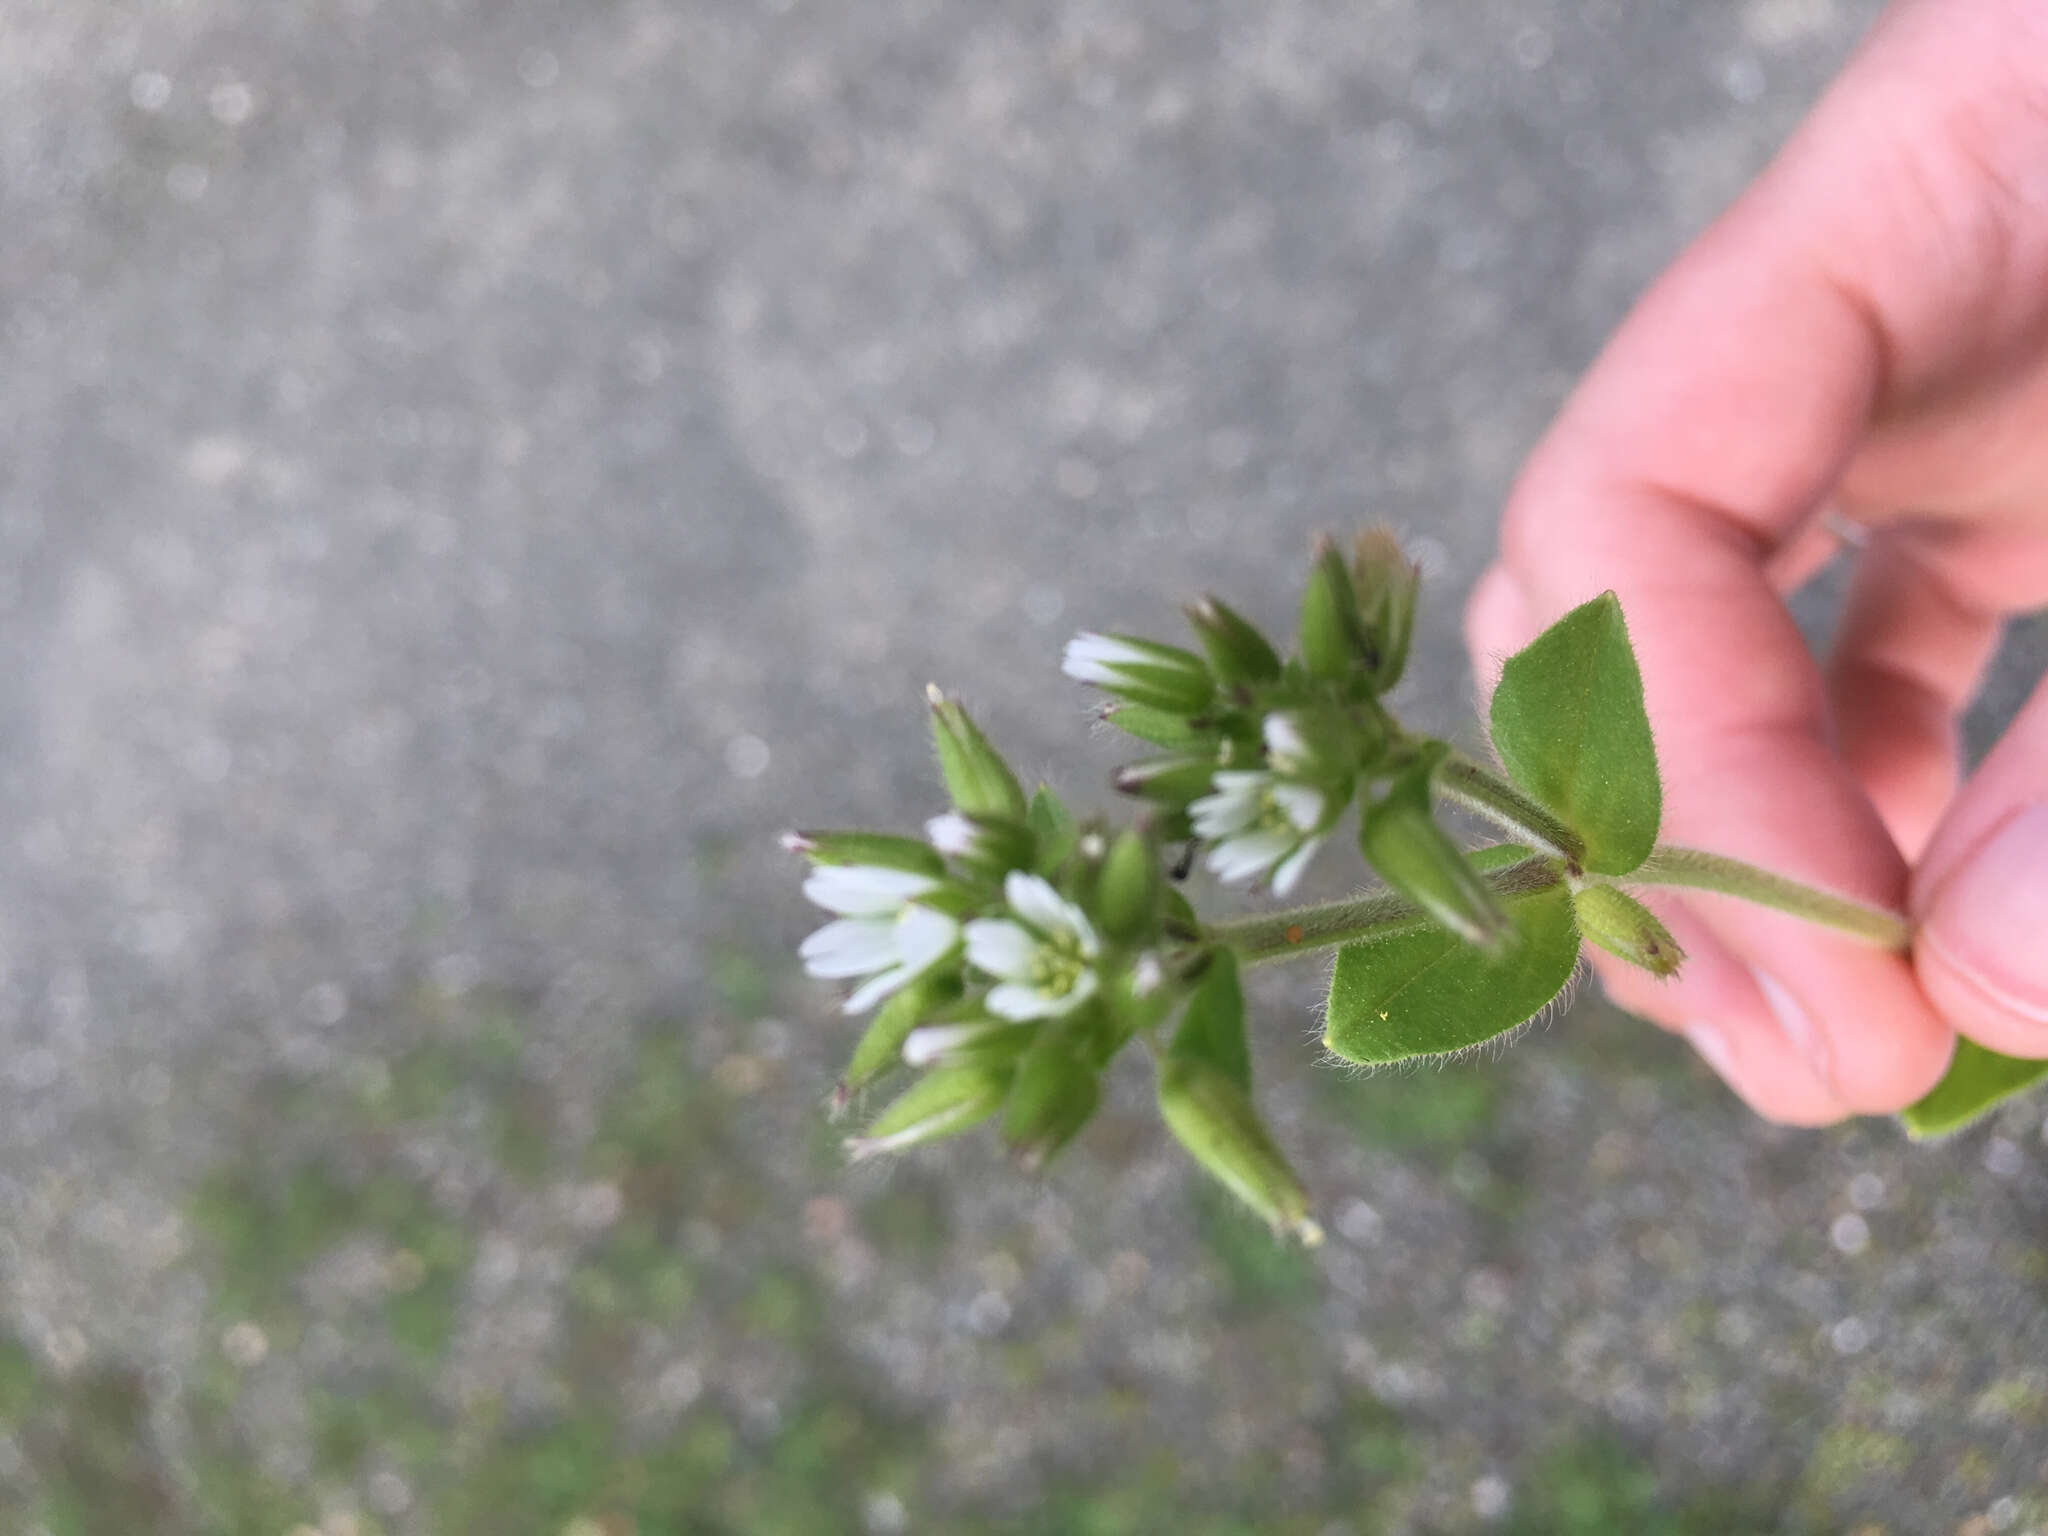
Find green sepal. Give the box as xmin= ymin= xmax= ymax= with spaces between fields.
xmin=1358 ymin=747 xmax=1512 ymax=954
xmin=1157 ymin=1057 xmax=1319 ymax=1243
xmin=1571 ymin=884 xmax=1684 ymax=978
xmin=1186 ymin=595 xmax=1282 ymax=685
xmin=927 ymin=686 xmax=1028 ymax=821
xmin=842 ymin=971 xmax=963 ymax=1090
xmin=847 ymin=1060 xmax=1010 ymax=1160
xmin=1102 ymin=704 xmax=1211 ymax=752
xmin=1097 ymin=826 xmax=1163 ymax=943
xmin=1001 ymin=1031 xmax=1102 ymax=1170
xmin=786 ymin=830 xmax=944 ymax=878
xmin=1299 ymin=539 xmax=1367 ymax=681
xmin=1324 ymin=845 xmax=1578 ymax=1065
xmin=1027 ymin=785 xmax=1079 ymax=876
xmin=1901 ymin=1038 xmax=2048 ymax=1140
xmin=1487 ymin=592 xmax=1660 ymax=875
xmin=1170 ymin=949 xmax=1250 ymax=1093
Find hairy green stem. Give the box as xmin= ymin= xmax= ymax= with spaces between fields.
xmin=1621 ymin=845 xmax=1912 ymax=953
xmin=1435 ymin=753 xmax=1587 ymax=868
xmin=1206 ymin=856 xmax=1561 ymax=965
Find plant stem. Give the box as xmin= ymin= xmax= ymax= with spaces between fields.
xmin=1621 ymin=845 xmax=1912 ymax=953
xmin=1206 ymin=856 xmax=1562 ymax=965
xmin=1436 ymin=752 xmax=1586 ymax=869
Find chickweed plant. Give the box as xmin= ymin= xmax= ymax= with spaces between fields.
xmin=786 ymin=534 xmax=2042 ymax=1240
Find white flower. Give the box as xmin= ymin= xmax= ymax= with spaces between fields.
xmin=963 ymin=871 xmax=1102 ymax=1021
xmin=1190 ymin=770 xmax=1329 ymax=896
xmin=799 ymin=865 xmax=960 ymax=1014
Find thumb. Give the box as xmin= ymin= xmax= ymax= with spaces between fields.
xmin=1913 ymin=675 xmax=2048 ymax=1059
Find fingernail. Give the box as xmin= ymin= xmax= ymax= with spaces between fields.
xmin=1752 ymin=968 xmax=1834 ymax=1085
xmin=1924 ymin=803 xmax=2048 ymax=1026
xmin=1684 ymin=1021 xmax=1736 ymax=1079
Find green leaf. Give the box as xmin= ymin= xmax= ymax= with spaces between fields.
xmin=1324 ymin=847 xmax=1578 ymax=1065
xmin=1487 ymin=591 xmax=1660 ymax=875
xmin=1171 ymin=949 xmax=1250 ymax=1093
xmin=1027 ymin=785 xmax=1079 ymax=874
xmin=1900 ymin=1038 xmax=2048 ymax=1140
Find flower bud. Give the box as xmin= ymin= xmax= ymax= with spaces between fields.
xmin=1571 ymin=884 xmax=1685 ymax=978
xmin=782 ymin=829 xmax=945 ymax=877
xmin=1262 ymin=708 xmax=1371 ymax=783
xmin=841 ymin=971 xmax=963 ymax=1091
xmin=1113 ymin=754 xmax=1221 ymax=809
xmin=1350 ymin=528 xmax=1420 ymax=690
xmin=1062 ymin=633 xmax=1216 ymax=715
xmin=925 ymin=811 xmax=1035 ymax=879
xmin=1156 ymin=1057 xmax=1321 ymax=1244
xmin=900 ymin=1018 xmax=1035 ymax=1069
xmin=845 ymin=1061 xmax=1010 ymax=1161
xmin=1359 ymin=755 xmax=1512 ymax=955
xmin=1099 ymin=703 xmax=1210 ymax=752
xmin=1298 ymin=537 xmax=1369 ymax=681
xmin=1095 ymin=826 xmax=1163 ymax=943
xmin=1184 ymin=595 xmax=1282 ymax=685
xmin=1001 ymin=1036 xmax=1102 ymax=1171
xmin=927 ymin=686 xmax=1028 ymax=821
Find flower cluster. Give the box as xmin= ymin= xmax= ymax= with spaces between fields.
xmin=788 ymin=690 xmax=1186 ymax=1174
xmin=1064 ymin=531 xmax=1423 ymax=898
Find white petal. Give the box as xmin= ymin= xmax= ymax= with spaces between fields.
xmin=924 ymin=812 xmax=977 ymax=857
xmin=799 ymin=917 xmax=899 ymax=978
xmin=986 ymin=981 xmax=1068 ymax=1021
xmin=965 ymin=918 xmax=1037 ymax=980
xmin=1269 ymin=835 xmax=1325 ymax=897
xmin=843 ymin=962 xmax=916 ymax=1015
xmin=893 ymin=904 xmax=961 ymax=973
xmin=1002 ymin=871 xmax=1083 ymax=941
xmin=1131 ymin=952 xmax=1164 ymax=996
xmin=1263 ymin=713 xmax=1308 ymax=761
xmin=1061 ymin=632 xmax=1152 ymax=685
xmin=803 ymin=864 xmax=937 ymax=917
xmin=1206 ymin=830 xmax=1293 ymax=884
xmin=1271 ymin=782 xmax=1327 ymax=833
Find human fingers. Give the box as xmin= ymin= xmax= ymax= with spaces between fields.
xmin=1912 ymin=675 xmax=2048 ymax=1058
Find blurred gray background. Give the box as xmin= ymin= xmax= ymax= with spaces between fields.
xmin=4 ymin=0 xmax=2047 ymax=1531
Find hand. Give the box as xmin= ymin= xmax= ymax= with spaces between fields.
xmin=1465 ymin=0 xmax=2048 ymax=1123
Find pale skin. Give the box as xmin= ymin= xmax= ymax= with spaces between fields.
xmin=1465 ymin=0 xmax=2048 ymax=1124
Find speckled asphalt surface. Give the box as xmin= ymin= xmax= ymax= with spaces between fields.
xmin=4 ymin=1 xmax=2047 ymax=1530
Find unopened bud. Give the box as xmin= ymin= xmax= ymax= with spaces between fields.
xmin=845 ymin=1061 xmax=1010 ymax=1161
xmin=1099 ymin=703 xmax=1210 ymax=752
xmin=1002 ymin=1036 xmax=1102 ymax=1171
xmin=925 ymin=811 xmax=1035 ymax=878
xmin=784 ymin=829 xmax=945 ymax=877
xmin=842 ymin=972 xmax=962 ymax=1091
xmin=1262 ymin=708 xmax=1373 ymax=781
xmin=1299 ymin=537 xmax=1369 ymax=681
xmin=1359 ymin=754 xmax=1512 ymax=955
xmin=901 ymin=1019 xmax=1034 ymax=1068
xmin=1156 ymin=1057 xmax=1321 ymax=1244
xmin=1572 ymin=884 xmax=1685 ymax=978
xmin=927 ymin=686 xmax=1028 ymax=821
xmin=1096 ymin=826 xmax=1163 ymax=943
xmin=1350 ymin=527 xmax=1420 ymax=690
xmin=1062 ymin=633 xmax=1216 ymax=716
xmin=1184 ymin=595 xmax=1281 ymax=686
xmin=1113 ymin=754 xmax=1220 ymax=809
